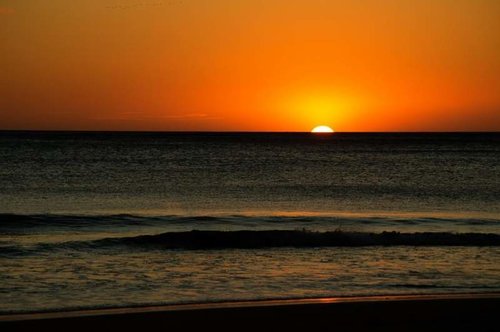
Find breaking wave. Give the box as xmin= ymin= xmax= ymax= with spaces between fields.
xmin=91 ymin=230 xmax=500 ymax=249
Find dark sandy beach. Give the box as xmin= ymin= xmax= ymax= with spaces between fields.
xmin=1 ymin=293 xmax=499 ymax=331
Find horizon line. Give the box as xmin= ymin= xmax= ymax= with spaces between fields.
xmin=0 ymin=129 xmax=499 ymax=134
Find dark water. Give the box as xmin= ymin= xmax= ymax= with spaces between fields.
xmin=1 ymin=132 xmax=499 ymax=312
xmin=1 ymin=132 xmax=499 ymax=216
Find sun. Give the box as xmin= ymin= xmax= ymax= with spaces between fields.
xmin=311 ymin=125 xmax=334 ymax=133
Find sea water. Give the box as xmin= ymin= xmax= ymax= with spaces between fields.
xmin=1 ymin=132 xmax=499 ymax=312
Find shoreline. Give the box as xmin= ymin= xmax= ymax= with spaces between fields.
xmin=2 ymin=293 xmax=499 ymax=330
xmin=1 ymin=292 xmax=499 ymax=320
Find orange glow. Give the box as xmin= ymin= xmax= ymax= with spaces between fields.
xmin=1 ymin=1 xmax=500 ymax=131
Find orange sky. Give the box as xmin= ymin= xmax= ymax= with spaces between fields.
xmin=1 ymin=0 xmax=499 ymax=131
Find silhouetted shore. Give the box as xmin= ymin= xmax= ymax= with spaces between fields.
xmin=2 ymin=294 xmax=499 ymax=331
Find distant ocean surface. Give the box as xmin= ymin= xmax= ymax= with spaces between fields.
xmin=1 ymin=132 xmax=499 ymax=313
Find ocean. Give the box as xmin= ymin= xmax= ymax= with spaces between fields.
xmin=1 ymin=131 xmax=499 ymax=313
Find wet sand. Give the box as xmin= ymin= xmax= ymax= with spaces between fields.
xmin=1 ymin=293 xmax=499 ymax=331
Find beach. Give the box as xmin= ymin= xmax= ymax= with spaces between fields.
xmin=2 ymin=294 xmax=499 ymax=331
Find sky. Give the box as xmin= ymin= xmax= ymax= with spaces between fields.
xmin=1 ymin=0 xmax=499 ymax=131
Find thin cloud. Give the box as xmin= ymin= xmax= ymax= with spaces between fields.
xmin=92 ymin=113 xmax=222 ymax=121
xmin=105 ymin=1 xmax=183 ymax=10
xmin=0 ymin=7 xmax=15 ymax=15
xmin=162 ymin=113 xmax=209 ymax=119
xmin=161 ymin=114 xmax=223 ymax=121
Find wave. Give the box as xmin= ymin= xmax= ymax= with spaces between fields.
xmin=101 ymin=230 xmax=500 ymax=248
xmin=0 ymin=213 xmax=169 ymax=228
xmin=57 ymin=230 xmax=500 ymax=250
xmin=2 ymin=229 xmax=500 ymax=257
xmin=1 ymin=213 xmax=499 ymax=229
xmin=2 ymin=213 xmax=500 ymax=253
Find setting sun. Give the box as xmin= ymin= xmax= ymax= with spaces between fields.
xmin=311 ymin=126 xmax=334 ymax=133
